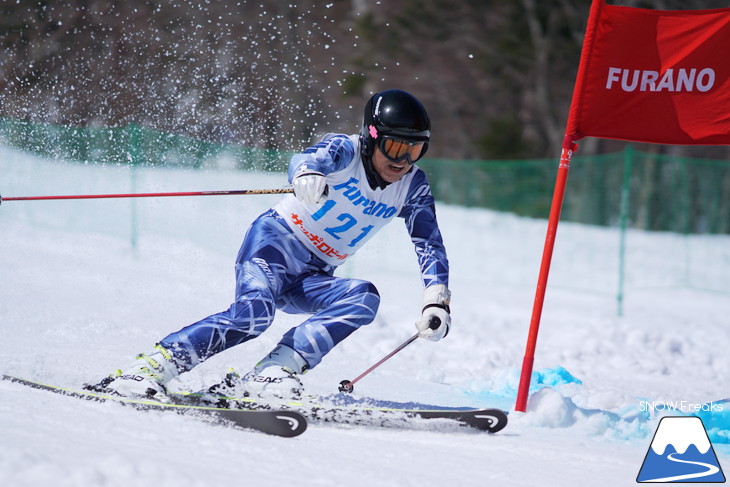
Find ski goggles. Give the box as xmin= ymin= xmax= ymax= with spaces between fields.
xmin=378 ymin=136 xmax=426 ymax=165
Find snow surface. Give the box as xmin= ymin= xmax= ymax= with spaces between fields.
xmin=1 ymin=146 xmax=728 ymax=487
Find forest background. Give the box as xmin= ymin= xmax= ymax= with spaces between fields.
xmin=4 ymin=0 xmax=730 ymax=161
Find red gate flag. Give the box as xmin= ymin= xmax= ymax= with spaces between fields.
xmin=567 ymin=0 xmax=730 ymax=145
xmin=516 ymin=1 xmax=730 ymax=413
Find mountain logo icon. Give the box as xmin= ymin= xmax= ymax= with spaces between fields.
xmin=637 ymin=416 xmax=725 ymax=483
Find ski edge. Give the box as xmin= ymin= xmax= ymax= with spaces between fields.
xmin=173 ymin=391 xmax=508 ymax=434
xmin=1 ymin=374 xmax=307 ymax=438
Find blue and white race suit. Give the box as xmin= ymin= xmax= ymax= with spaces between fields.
xmin=160 ymin=134 xmax=449 ymax=371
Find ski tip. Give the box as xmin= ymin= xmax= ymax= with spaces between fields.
xmin=216 ymin=408 xmax=308 ymax=438
xmin=475 ymin=409 xmax=508 ymax=434
xmin=427 ymin=408 xmax=508 ymax=433
xmin=273 ymin=411 xmax=308 ymax=437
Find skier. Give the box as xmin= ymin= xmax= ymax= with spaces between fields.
xmin=87 ymin=89 xmax=451 ymax=401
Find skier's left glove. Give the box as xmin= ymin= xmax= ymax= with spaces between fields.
xmin=415 ymin=284 xmax=451 ymax=341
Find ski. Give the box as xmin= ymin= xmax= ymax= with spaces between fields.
xmin=172 ymin=391 xmax=508 ymax=434
xmin=303 ymin=403 xmax=508 ymax=433
xmin=0 ymin=374 xmax=306 ymax=438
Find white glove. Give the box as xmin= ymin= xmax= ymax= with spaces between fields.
xmin=292 ymin=169 xmax=328 ymax=205
xmin=415 ymin=284 xmax=451 ymax=341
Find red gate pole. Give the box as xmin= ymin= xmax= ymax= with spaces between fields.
xmin=514 ymin=135 xmax=578 ymax=412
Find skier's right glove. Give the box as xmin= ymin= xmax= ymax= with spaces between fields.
xmin=415 ymin=284 xmax=451 ymax=341
xmin=292 ymin=168 xmax=328 ymax=205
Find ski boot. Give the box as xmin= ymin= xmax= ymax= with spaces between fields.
xmin=84 ymin=344 xmax=179 ymax=402
xmin=208 ymin=344 xmax=308 ymax=401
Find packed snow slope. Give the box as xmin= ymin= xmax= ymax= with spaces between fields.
xmin=1 ymin=147 xmax=728 ymax=487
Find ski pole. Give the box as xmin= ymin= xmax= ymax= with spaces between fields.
xmin=0 ymin=187 xmax=293 ymax=204
xmin=338 ymin=333 xmax=419 ymax=393
xmin=338 ymin=317 xmax=441 ymax=393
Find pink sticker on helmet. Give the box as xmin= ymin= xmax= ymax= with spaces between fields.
xmin=369 ymin=125 xmax=378 ymax=139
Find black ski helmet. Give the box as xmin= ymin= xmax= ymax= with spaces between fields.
xmin=360 ymin=89 xmax=431 ymax=166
